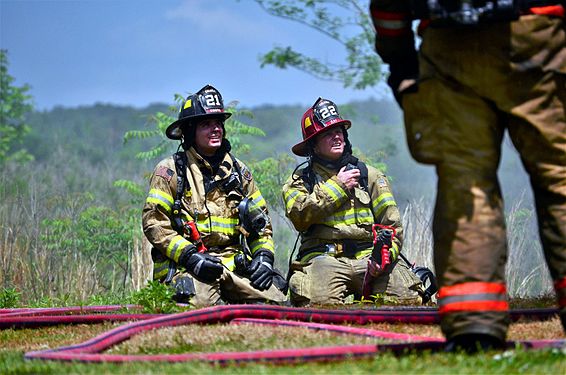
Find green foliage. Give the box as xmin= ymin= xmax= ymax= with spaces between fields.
xmin=352 ymin=146 xmax=388 ymax=174
xmin=226 ymin=106 xmax=266 ymax=154
xmin=0 ymin=49 xmax=34 ymax=164
xmin=113 ymin=179 xmax=146 ymax=200
xmin=39 ymin=197 xmax=135 ymax=292
xmin=248 ymin=154 xmax=296 ymax=212
xmin=131 ymin=280 xmax=182 ymax=314
xmin=75 ymin=206 xmax=133 ymax=260
xmin=0 ymin=287 xmax=21 ymax=308
xmin=255 ymin=0 xmax=383 ymax=89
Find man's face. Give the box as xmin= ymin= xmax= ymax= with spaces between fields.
xmin=194 ymin=118 xmax=224 ymax=156
xmin=313 ymin=127 xmax=345 ymax=161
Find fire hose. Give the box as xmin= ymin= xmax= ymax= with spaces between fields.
xmin=6 ymin=304 xmax=561 ymax=364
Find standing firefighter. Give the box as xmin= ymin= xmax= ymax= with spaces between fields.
xmin=282 ymin=97 xmax=425 ymax=306
xmin=142 ymin=84 xmax=286 ymax=307
xmin=370 ymin=0 xmax=566 ymax=351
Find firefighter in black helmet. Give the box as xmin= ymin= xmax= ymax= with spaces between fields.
xmin=143 ymin=84 xmax=286 ymax=306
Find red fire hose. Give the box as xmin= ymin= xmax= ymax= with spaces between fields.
xmin=14 ymin=304 xmax=563 ymax=365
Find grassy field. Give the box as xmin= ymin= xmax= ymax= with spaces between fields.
xmin=1 ymin=315 xmax=564 ymax=374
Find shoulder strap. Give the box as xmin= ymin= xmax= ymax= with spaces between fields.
xmin=227 ymin=152 xmax=246 ymax=196
xmin=290 ymin=160 xmax=314 ymax=194
xmin=171 ymin=151 xmax=190 ymax=234
xmin=301 ymin=166 xmax=316 ymax=194
xmin=356 ymin=161 xmax=369 ymax=192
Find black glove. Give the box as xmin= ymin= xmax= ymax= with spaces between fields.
xmin=179 ymin=245 xmax=223 ymax=283
xmin=388 ymin=54 xmax=419 ymax=107
xmin=248 ymin=250 xmax=274 ymax=291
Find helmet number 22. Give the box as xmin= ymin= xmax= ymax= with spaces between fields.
xmin=319 ymin=105 xmax=337 ymax=119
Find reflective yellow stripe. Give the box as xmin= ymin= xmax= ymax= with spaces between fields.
xmin=249 ymin=190 xmax=266 ymax=208
xmin=355 ymin=248 xmax=373 ymax=259
xmin=250 ymin=237 xmax=275 ymax=254
xmin=321 ymin=179 xmax=346 ymax=204
xmin=197 ymin=216 xmax=238 ymax=235
xmin=322 ymin=207 xmax=374 ymax=226
xmin=283 ymin=188 xmax=302 ymax=210
xmin=146 ymin=189 xmax=174 ymax=214
xmin=300 ymin=251 xmax=326 ymax=263
xmin=166 ymin=235 xmax=191 ymax=262
xmin=223 ymin=253 xmax=236 ymax=271
xmin=372 ymin=192 xmax=396 ymax=217
xmin=153 ymin=261 xmax=170 ymax=280
xmin=390 ymin=242 xmax=399 ymax=261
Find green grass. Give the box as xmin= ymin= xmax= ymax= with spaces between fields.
xmin=1 ymin=296 xmax=563 ymax=374
xmin=1 ymin=346 xmax=564 ymax=374
xmin=1 ymin=320 xmax=564 ymax=375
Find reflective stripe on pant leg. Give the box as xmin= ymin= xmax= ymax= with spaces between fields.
xmin=438 ymin=282 xmax=510 ymax=340
xmin=438 ymin=282 xmax=509 ymax=313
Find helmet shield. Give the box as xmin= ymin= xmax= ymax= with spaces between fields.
xmin=313 ymin=98 xmax=343 ymax=127
xmin=292 ymin=97 xmax=351 ymax=157
xmin=166 ymin=84 xmax=232 ymax=140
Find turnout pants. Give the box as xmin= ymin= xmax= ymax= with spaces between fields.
xmin=173 ymin=269 xmax=287 ymax=308
xmin=288 ymin=255 xmax=423 ymax=306
xmin=402 ymin=15 xmax=566 ymax=341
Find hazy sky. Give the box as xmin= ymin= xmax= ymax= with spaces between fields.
xmin=1 ymin=0 xmax=388 ymax=110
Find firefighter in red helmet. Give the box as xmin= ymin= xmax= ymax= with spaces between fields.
xmin=282 ymin=97 xmax=425 ymax=306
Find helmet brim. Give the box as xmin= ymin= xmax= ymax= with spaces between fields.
xmin=166 ymin=112 xmax=232 ymax=140
xmin=291 ymin=120 xmax=351 ymax=157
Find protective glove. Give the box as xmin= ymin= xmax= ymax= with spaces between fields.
xmin=178 ymin=245 xmax=223 ymax=283
xmin=388 ymin=56 xmax=419 ymax=107
xmin=248 ymin=250 xmax=274 ymax=291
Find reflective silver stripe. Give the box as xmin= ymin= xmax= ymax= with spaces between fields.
xmin=284 ymin=189 xmax=301 ymax=209
xmin=372 ymin=193 xmax=396 ymax=217
xmin=374 ymin=19 xmax=410 ymax=30
xmin=153 ymin=262 xmax=169 ymax=280
xmin=439 ymin=293 xmax=507 ymax=307
xmin=249 ymin=190 xmax=266 ymax=207
xmin=323 ymin=208 xmax=374 ymax=226
xmin=166 ymin=236 xmax=189 ymax=262
xmin=321 ymin=179 xmax=345 ymax=202
xmin=193 ymin=259 xmax=204 ymax=275
xmin=146 ymin=189 xmax=173 ymax=213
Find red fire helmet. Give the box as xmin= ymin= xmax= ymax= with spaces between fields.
xmin=292 ymin=97 xmax=351 ymax=156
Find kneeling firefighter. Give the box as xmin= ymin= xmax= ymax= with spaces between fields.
xmin=282 ymin=97 xmax=437 ymax=306
xmin=142 ymin=84 xmax=287 ymax=307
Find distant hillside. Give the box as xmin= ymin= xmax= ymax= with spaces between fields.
xmin=23 ymin=98 xmax=531 ymax=209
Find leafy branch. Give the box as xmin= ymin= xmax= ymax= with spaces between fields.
xmin=255 ymin=0 xmax=383 ymax=89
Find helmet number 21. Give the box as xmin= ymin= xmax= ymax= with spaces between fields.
xmin=204 ymin=94 xmax=221 ymax=107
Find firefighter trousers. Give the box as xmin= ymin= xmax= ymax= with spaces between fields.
xmin=401 ymin=15 xmax=566 ymax=341
xmin=288 ymin=255 xmax=423 ymax=306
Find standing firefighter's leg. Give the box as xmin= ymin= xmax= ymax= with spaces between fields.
xmin=504 ymin=16 xmax=566 ymax=330
xmin=403 ymin=55 xmax=509 ymax=349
